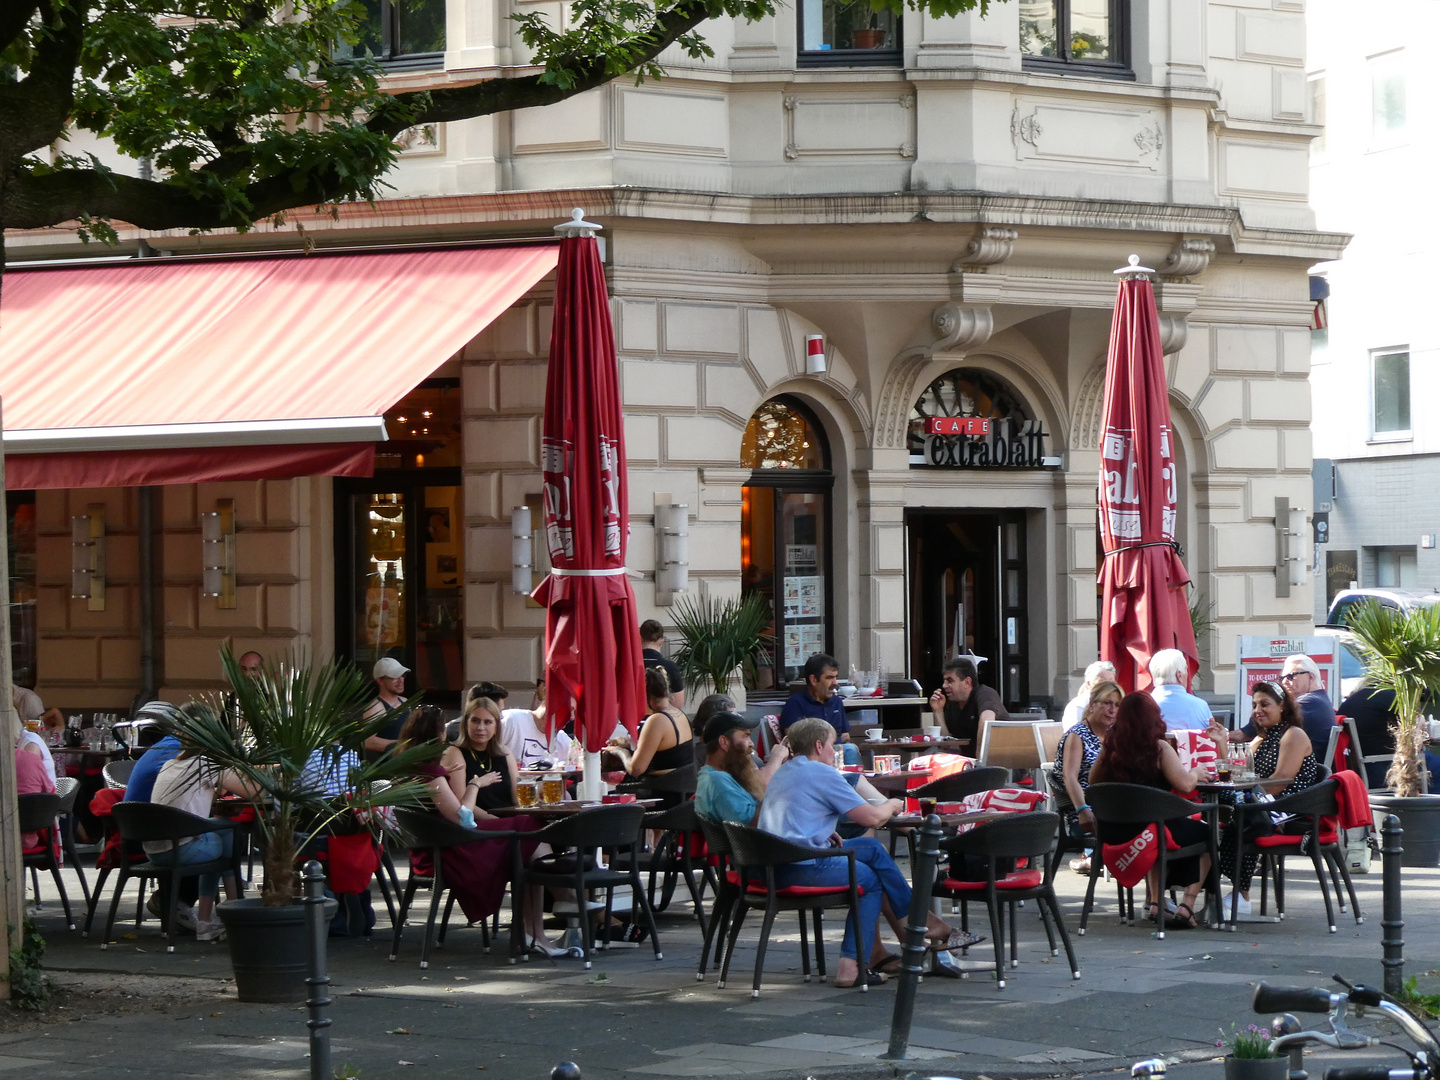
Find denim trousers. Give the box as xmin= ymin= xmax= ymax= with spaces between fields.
xmin=149 ymin=825 xmax=234 ymax=899
xmin=841 ymin=742 xmax=861 ymax=766
xmin=774 ymin=836 xmax=911 ymax=961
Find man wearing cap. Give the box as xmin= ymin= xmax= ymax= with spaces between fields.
xmin=363 ymin=657 xmax=411 ymax=754
xmin=695 ymin=711 xmax=790 ymax=825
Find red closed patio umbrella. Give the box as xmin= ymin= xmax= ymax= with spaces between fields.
xmin=1097 ymin=256 xmax=1199 ymax=693
xmin=531 ymin=210 xmax=646 ymax=797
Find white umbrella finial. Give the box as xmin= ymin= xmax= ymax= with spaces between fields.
xmin=555 ymin=208 xmax=603 ymax=237
xmin=1115 ymin=253 xmax=1155 ymax=277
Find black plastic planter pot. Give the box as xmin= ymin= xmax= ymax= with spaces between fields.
xmin=1370 ymin=794 xmax=1440 ymax=869
xmin=216 ymin=896 xmax=337 ymax=1003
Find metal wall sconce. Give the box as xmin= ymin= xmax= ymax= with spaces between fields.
xmin=511 ymin=504 xmax=533 ymax=595
xmin=1274 ymin=496 xmax=1307 ymax=598
xmin=654 ymin=492 xmax=689 ymax=606
xmin=201 ymin=498 xmax=237 ymax=608
xmin=70 ymin=505 xmax=105 ymax=610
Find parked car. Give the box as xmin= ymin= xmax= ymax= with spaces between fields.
xmin=1313 ymin=627 xmax=1369 ymax=701
xmin=1323 ymin=588 xmax=1440 ymax=630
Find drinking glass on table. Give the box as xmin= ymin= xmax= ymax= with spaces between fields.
xmin=541 ymin=773 xmax=564 ymax=804
xmin=918 ymin=797 xmax=938 ymax=819
xmin=516 ymin=781 xmax=539 ymax=808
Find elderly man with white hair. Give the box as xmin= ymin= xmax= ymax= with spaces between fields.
xmin=1148 ymin=648 xmax=1213 ymax=731
xmin=1213 ymin=653 xmax=1336 ymax=760
xmin=1061 ymin=660 xmax=1117 ymax=731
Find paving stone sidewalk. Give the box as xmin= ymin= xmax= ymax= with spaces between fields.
xmin=7 ymin=853 xmax=1438 ymax=1080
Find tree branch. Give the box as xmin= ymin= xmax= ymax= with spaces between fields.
xmin=370 ymin=0 xmax=714 ymax=136
xmin=0 ymin=0 xmax=87 ymax=159
xmin=0 ymin=0 xmax=43 ymax=56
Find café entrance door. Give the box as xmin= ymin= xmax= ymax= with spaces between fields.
xmin=907 ymin=509 xmax=1029 ymax=711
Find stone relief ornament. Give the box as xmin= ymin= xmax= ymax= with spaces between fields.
xmin=1010 ymin=105 xmax=1043 ymax=148
xmin=954 ymin=227 xmax=1018 ymax=273
xmin=1134 ymin=122 xmax=1164 ymax=157
xmin=393 ymin=123 xmax=441 ymax=155
xmin=1158 ymin=238 xmax=1216 ymax=281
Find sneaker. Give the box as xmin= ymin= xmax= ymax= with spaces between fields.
xmin=195 ymin=917 xmax=226 ymax=943
xmin=174 ymin=906 xmax=198 ymax=933
xmin=1229 ymin=892 xmax=1252 ymax=916
xmin=1069 ymin=856 xmax=1091 ymax=875
xmin=145 ymin=892 xmax=163 ymax=920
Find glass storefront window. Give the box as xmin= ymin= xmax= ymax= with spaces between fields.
xmin=7 ymin=493 xmax=36 ymax=687
xmin=742 ymin=397 xmax=833 ymax=689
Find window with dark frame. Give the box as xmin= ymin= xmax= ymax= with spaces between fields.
xmin=797 ymin=0 xmax=902 ymax=67
xmin=1019 ymin=0 xmax=1132 ymax=78
xmin=335 ymin=0 xmax=445 ymax=69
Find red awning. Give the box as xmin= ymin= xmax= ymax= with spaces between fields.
xmin=0 ymin=244 xmax=559 ymax=488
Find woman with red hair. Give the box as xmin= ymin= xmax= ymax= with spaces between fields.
xmin=1089 ymin=692 xmax=1216 ymax=929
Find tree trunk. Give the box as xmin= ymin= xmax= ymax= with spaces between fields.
xmin=0 ymin=397 xmax=24 ymax=1000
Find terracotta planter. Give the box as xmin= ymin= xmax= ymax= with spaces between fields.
xmin=1223 ymin=1056 xmax=1287 ymax=1080
xmin=852 ymin=29 xmax=886 ymax=48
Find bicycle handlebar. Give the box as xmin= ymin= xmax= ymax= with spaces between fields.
xmin=1254 ymin=983 xmax=1339 ymax=1015
xmin=1324 ymin=1068 xmax=1416 ymax=1080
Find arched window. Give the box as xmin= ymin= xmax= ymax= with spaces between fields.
xmin=741 ymin=397 xmax=833 ymax=689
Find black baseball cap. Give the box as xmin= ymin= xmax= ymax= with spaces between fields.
xmin=700 ymin=711 xmax=760 ymax=743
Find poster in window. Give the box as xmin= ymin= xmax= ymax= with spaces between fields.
xmin=786 ymin=544 xmax=817 ymax=571
xmin=799 ymin=625 xmax=827 ymax=657
xmin=782 ymin=579 xmax=803 ymax=619
xmin=797 ymin=576 xmax=823 ymax=618
xmin=783 ymin=627 xmax=805 ymax=666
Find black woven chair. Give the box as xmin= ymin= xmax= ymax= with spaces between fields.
xmin=94 ymin=802 xmax=244 ymax=952
xmin=389 ymin=808 xmax=523 ymax=968
xmin=694 ymin=816 xmax=737 ymax=981
xmin=719 ymin=822 xmax=864 ymax=999
xmin=53 ymin=777 xmax=91 ymax=908
xmin=1044 ymin=777 xmax=1093 ymax=885
xmin=641 ymin=799 xmax=708 ymax=932
xmin=520 ymin=805 xmax=661 ymax=969
xmin=906 ymin=767 xmax=1012 ymax=865
xmin=1248 ymin=777 xmax=1363 ymax=933
xmin=1081 ymin=783 xmax=1220 ymax=939
xmin=934 ymin=811 xmax=1079 ymax=989
xmin=19 ymin=793 xmax=77 ymax=930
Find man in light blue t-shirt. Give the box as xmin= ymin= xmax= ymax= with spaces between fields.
xmin=1148 ymin=648 xmax=1213 ymax=731
xmin=695 ymin=711 xmax=789 ymax=825
xmin=757 ymin=717 xmax=980 ymax=988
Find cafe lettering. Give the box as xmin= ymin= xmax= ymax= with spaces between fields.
xmin=917 ymin=417 xmax=1050 ymax=469
xmin=908 ymin=367 xmax=1054 ymax=470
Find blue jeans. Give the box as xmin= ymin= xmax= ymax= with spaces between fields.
xmin=774 ymin=836 xmax=911 ymax=961
xmin=149 ymin=826 xmax=234 ymax=899
xmin=841 ymin=742 xmax=861 ymax=766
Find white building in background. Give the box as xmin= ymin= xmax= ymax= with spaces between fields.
xmin=1307 ymin=0 xmax=1440 ymax=621
xmin=7 ymin=0 xmax=1342 ymax=715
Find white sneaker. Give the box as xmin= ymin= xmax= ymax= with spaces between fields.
xmin=195 ymin=917 xmax=226 ymax=942
xmin=1229 ymin=892 xmax=1252 ymax=916
xmin=174 ymin=906 xmax=198 ymax=932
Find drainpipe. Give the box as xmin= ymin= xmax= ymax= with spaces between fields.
xmin=138 ymin=486 xmax=157 ymax=704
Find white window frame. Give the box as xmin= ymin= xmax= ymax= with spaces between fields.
xmin=1368 ymin=49 xmax=1407 ymax=152
xmin=1369 ymin=345 xmax=1412 ymax=443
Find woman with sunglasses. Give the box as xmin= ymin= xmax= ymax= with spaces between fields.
xmin=1216 ymin=680 xmax=1322 ymax=915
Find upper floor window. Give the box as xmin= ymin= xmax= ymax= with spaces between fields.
xmin=336 ymin=0 xmax=446 ymax=69
xmin=1019 ymin=0 xmax=1132 ymax=78
xmin=1308 ymin=75 xmax=1327 ymax=158
xmin=798 ymin=0 xmax=901 ymax=67
xmin=1370 ymin=50 xmax=1406 ymax=150
xmin=1371 ymin=347 xmax=1411 ymax=440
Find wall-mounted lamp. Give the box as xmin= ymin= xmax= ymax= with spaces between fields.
xmin=805 ymin=334 xmax=826 ymax=376
xmin=511 ymin=505 xmax=533 ymax=595
xmin=654 ymin=493 xmax=690 ymax=606
xmin=1274 ymin=496 xmax=1307 ymax=597
xmin=201 ymin=498 xmax=237 ymax=608
xmin=70 ymin=504 xmax=105 ymax=610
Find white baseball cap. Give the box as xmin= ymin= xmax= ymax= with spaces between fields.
xmin=373 ymin=657 xmax=410 ymax=680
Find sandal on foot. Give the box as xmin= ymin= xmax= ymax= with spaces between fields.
xmin=872 ymin=953 xmax=903 ymax=975
xmin=835 ymin=967 xmax=887 ymax=989
xmin=1166 ymin=902 xmax=1198 ymax=930
xmin=928 ymin=928 xmax=984 ymax=952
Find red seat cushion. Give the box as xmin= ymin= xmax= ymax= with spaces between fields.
xmin=1319 ymin=831 xmax=1339 ymax=845
xmin=938 ymin=868 xmax=1043 ymax=892
xmin=726 ymin=869 xmax=863 ymax=897
xmin=1253 ymin=834 xmax=1304 ymax=849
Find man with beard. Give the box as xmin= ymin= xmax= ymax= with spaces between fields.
xmin=695 ymin=711 xmax=790 ymax=825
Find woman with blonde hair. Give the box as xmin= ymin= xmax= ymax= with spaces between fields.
xmin=441 ymin=694 xmax=519 ymax=815
xmin=1061 ymin=660 xmax=1117 ymax=731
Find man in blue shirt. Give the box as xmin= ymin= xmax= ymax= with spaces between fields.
xmin=695 ymin=711 xmax=790 ymax=825
xmin=778 ymin=653 xmax=858 ymax=765
xmin=1148 ymin=648 xmax=1213 ymax=731
xmin=758 ymin=717 xmax=979 ymax=987
xmin=123 ymin=706 xmax=196 ymax=929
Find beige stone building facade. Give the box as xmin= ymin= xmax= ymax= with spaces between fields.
xmin=8 ymin=0 xmax=1345 ymax=713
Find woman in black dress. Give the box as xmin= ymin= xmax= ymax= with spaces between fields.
xmin=1089 ymin=692 xmax=1215 ymax=929
xmin=441 ymin=696 xmax=520 ymax=815
xmin=1217 ymin=681 xmax=1322 ymax=911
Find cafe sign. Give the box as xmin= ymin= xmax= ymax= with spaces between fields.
xmin=908 ymin=368 xmax=1056 ymax=470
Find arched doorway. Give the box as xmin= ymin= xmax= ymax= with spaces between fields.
xmin=740 ymin=397 xmax=834 ymax=691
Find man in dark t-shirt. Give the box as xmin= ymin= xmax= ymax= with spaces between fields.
xmin=639 ymin=619 xmax=686 ymax=709
xmin=1338 ymin=686 xmax=1440 ymax=790
xmin=929 ymin=656 xmax=1009 ymax=746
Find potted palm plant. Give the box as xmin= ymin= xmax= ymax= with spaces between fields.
xmin=1344 ymin=600 xmax=1440 ymax=866
xmin=670 ymin=591 xmax=774 ymax=710
xmin=162 ymin=647 xmax=437 ymax=1001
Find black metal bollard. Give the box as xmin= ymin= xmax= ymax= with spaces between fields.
xmin=1381 ymin=814 xmax=1404 ymax=996
xmin=883 ymin=814 xmax=944 ymax=1061
xmin=303 ymin=859 xmax=332 ymax=1080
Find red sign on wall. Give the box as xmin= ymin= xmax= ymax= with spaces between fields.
xmin=924 ymin=417 xmax=991 ymax=437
